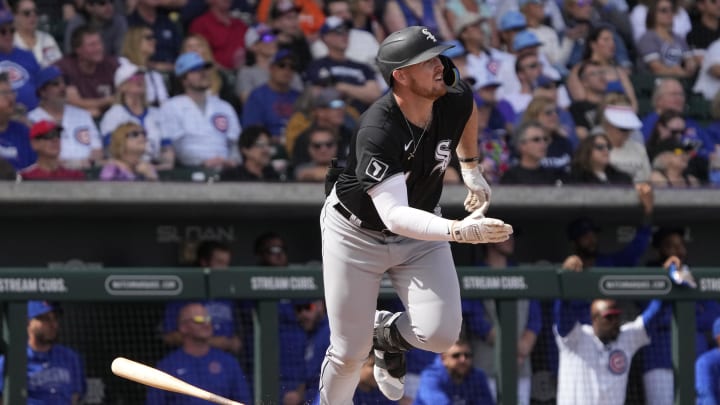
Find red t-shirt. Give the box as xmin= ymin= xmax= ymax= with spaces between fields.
xmin=20 ymin=165 xmax=86 ymax=181
xmin=189 ymin=11 xmax=248 ymax=70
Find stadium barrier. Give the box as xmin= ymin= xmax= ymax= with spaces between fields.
xmin=1 ymin=266 xmax=717 ymax=404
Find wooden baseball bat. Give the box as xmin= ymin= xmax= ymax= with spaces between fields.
xmin=111 ymin=357 xmax=244 ymax=405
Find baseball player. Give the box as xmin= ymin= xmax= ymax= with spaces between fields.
xmin=319 ymin=26 xmax=513 ymax=404
xmin=554 ymin=298 xmax=662 ymax=405
xmin=695 ymin=317 xmax=720 ymax=405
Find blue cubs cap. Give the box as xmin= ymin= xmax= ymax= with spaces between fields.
xmin=0 ymin=10 xmax=13 ymax=26
xmin=499 ymin=11 xmax=526 ymax=32
xmin=174 ymin=52 xmax=212 ymax=77
xmin=36 ymin=66 xmax=62 ymax=90
xmin=606 ymin=81 xmax=625 ymax=94
xmin=271 ymin=48 xmax=294 ymax=65
xmin=28 ymin=301 xmax=55 ymax=319
xmin=713 ymin=317 xmax=720 ymax=338
xmin=513 ymin=30 xmax=542 ymax=52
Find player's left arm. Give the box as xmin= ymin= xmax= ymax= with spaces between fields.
xmin=456 ymin=103 xmax=491 ymax=212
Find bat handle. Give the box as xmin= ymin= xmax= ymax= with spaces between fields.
xmin=207 ymin=393 xmax=244 ymax=405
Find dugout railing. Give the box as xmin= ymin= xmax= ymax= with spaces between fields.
xmin=0 ymin=266 xmax=717 ymax=405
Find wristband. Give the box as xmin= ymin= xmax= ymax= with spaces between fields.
xmin=458 ymin=156 xmax=479 ymax=163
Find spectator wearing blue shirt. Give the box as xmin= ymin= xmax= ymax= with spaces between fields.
xmin=147 ymin=302 xmax=251 ymax=405
xmin=162 ymin=241 xmax=242 ymax=356
xmin=0 ymin=9 xmax=39 ymax=113
xmin=242 ymin=49 xmax=301 ymax=139
xmin=414 ymin=338 xmax=495 ymax=405
xmin=0 ymin=301 xmax=86 ymax=404
xmin=696 ymin=317 xmax=720 ymax=405
xmin=0 ymin=72 xmax=36 ymax=170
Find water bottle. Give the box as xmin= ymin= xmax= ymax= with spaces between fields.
xmin=709 ymin=145 xmax=720 ymax=186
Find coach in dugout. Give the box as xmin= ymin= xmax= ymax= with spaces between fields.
xmin=147 ymin=302 xmax=251 ymax=405
xmin=0 ymin=301 xmax=86 ymax=404
xmin=553 ymin=298 xmax=662 ymax=405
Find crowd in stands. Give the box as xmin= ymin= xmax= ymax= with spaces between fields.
xmin=0 ymin=0 xmax=716 ymax=187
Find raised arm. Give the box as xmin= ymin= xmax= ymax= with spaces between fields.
xmin=554 ymin=299 xmax=587 ymax=337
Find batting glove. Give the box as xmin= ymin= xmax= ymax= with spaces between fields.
xmin=461 ymin=166 xmax=491 ymax=212
xmin=450 ymin=206 xmax=513 ymax=244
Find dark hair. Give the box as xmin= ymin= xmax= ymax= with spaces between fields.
xmin=577 ymin=59 xmax=602 ymax=79
xmin=646 ymin=110 xmax=684 ymax=152
xmin=652 ymin=227 xmax=684 ymax=249
xmin=254 ymin=232 xmax=285 ymax=255
xmin=515 ymin=53 xmax=537 ymax=74
xmin=581 ymin=24 xmax=614 ymax=62
xmin=646 ymin=0 xmax=676 ymax=29
xmin=323 ymin=0 xmax=349 ymax=15
xmin=0 ymin=72 xmax=9 ymax=85
xmin=572 ymin=133 xmax=611 ymax=173
xmin=70 ymin=25 xmax=100 ymax=53
xmin=195 ymin=241 xmax=230 ymax=266
xmin=238 ymin=125 xmax=271 ymax=150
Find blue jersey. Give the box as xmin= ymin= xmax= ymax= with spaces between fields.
xmin=0 ymin=344 xmax=86 ymax=405
xmin=414 ymin=357 xmax=495 ymax=405
xmin=241 ymin=84 xmax=300 ymax=137
xmin=304 ymin=317 xmax=331 ymax=402
xmin=146 ymin=348 xmax=251 ymax=404
xmin=696 ymin=348 xmax=720 ymax=405
xmin=163 ymin=300 xmax=236 ymax=337
xmin=0 ymin=120 xmax=36 ymax=170
xmin=0 ymin=47 xmax=39 ymax=111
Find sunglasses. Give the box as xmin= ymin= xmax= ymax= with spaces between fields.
xmin=593 ymin=143 xmax=611 ymax=151
xmin=311 ymin=141 xmax=336 ymax=149
xmin=253 ymin=141 xmax=272 ymax=149
xmin=20 ymin=9 xmax=37 ymax=17
xmin=264 ymin=246 xmax=285 ymax=255
xmin=45 ymin=78 xmax=63 ymax=87
xmin=669 ymin=128 xmax=686 ymax=137
xmin=0 ymin=26 xmax=15 ymax=36
xmin=523 ymin=62 xmax=540 ymax=70
xmin=524 ymin=135 xmax=550 ymax=144
xmin=294 ymin=303 xmax=316 ymax=313
xmin=35 ymin=131 xmax=61 ymax=140
xmin=542 ymin=108 xmax=559 ymax=116
xmin=126 ymin=130 xmax=147 ymax=138
xmin=449 ymin=351 xmax=472 ymax=359
xmin=275 ymin=62 xmax=296 ymax=70
xmin=183 ymin=315 xmax=211 ymax=324
xmin=143 ymin=34 xmax=156 ymax=41
xmin=657 ymin=6 xmax=672 ymax=13
xmin=88 ymin=0 xmax=110 ymax=5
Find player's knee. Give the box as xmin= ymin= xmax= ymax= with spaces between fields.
xmin=327 ymin=344 xmax=371 ymax=371
xmin=421 ymin=317 xmax=462 ymax=353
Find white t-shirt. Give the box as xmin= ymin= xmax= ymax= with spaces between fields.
xmin=311 ymin=28 xmax=380 ymax=70
xmin=693 ymin=39 xmax=720 ymax=100
xmin=28 ymin=105 xmax=101 ymax=162
xmin=13 ymin=30 xmax=62 ymax=68
xmin=630 ymin=5 xmax=691 ymax=43
xmin=555 ymin=318 xmax=650 ymax=405
xmin=464 ymin=48 xmax=512 ymax=90
xmin=159 ymin=94 xmax=241 ymax=166
xmin=100 ymin=104 xmax=165 ymax=161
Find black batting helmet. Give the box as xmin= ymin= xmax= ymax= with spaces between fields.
xmin=376 ymin=26 xmax=455 ymax=87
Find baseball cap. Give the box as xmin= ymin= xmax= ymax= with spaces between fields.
xmin=454 ymin=13 xmax=484 ymax=37
xmin=498 ymin=11 xmax=527 ymax=32
xmin=271 ymin=48 xmax=294 ymax=65
xmin=174 ymin=52 xmax=212 ymax=77
xmin=314 ymin=88 xmax=345 ymax=109
xmin=114 ymin=62 xmax=144 ymax=87
xmin=567 ymin=217 xmax=600 ymax=240
xmin=713 ymin=318 xmax=720 ymax=338
xmin=597 ymin=307 xmax=622 ymax=318
xmin=245 ymin=24 xmax=276 ymax=49
xmin=513 ymin=30 xmax=542 ymax=52
xmin=35 ymin=66 xmax=62 ymax=90
xmin=30 ymin=120 xmax=62 ymax=139
xmin=648 ymin=138 xmax=696 ymax=162
xmin=270 ymin=0 xmax=300 ymax=19
xmin=320 ymin=16 xmax=351 ymax=35
xmin=535 ymin=75 xmax=560 ymax=89
xmin=603 ymin=105 xmax=642 ymax=130
xmin=519 ymin=0 xmax=544 ymax=7
xmin=27 ymin=300 xmax=56 ymax=319
xmin=474 ymin=72 xmax=502 ymax=90
xmin=0 ymin=10 xmax=13 ymax=26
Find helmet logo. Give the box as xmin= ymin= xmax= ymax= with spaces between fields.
xmin=421 ymin=28 xmax=436 ymax=43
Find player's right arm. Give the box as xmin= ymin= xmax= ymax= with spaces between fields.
xmin=553 ymin=300 xmax=585 ymax=338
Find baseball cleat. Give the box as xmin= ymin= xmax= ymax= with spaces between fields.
xmin=373 ymin=348 xmax=406 ymax=400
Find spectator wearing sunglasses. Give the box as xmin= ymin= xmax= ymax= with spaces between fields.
xmin=500 ymin=121 xmax=566 ymax=184
xmin=521 ymin=95 xmax=575 ymax=173
xmin=0 ymin=9 xmax=40 ymax=114
xmin=63 ymin=0 xmax=127 ymax=57
xmin=311 ymin=1 xmax=380 ymax=69
xmin=119 ymin=25 xmax=170 ymax=106
xmin=241 ymin=49 xmax=301 ymax=140
xmin=100 ymin=122 xmax=158 ymax=181
xmin=294 ymin=126 xmax=338 ymax=182
xmin=127 ymin=0 xmax=182 ymax=72
xmin=100 ymin=62 xmax=172 ymax=170
xmin=568 ymin=133 xmax=632 ymax=184
xmin=285 ymin=299 xmax=330 ymax=405
xmin=11 ymin=0 xmax=62 ymax=68
xmin=414 ymin=338 xmax=495 ymax=405
xmin=220 ymin=125 xmax=282 ymax=181
xmin=147 ymin=302 xmax=251 ymax=405
xmin=599 ymin=96 xmax=652 ymax=183
xmin=686 ymin=0 xmax=720 ymax=64
xmin=20 ymin=120 xmax=85 ymax=180
xmin=635 ymin=0 xmax=697 ymax=77
xmin=0 ymin=72 xmax=35 ymax=171
xmin=28 ymin=65 xmax=103 ymax=169
xmin=647 ymin=138 xmax=700 ymax=187
xmin=646 ymin=110 xmax=709 ymax=183
xmin=237 ymin=24 xmax=303 ymax=104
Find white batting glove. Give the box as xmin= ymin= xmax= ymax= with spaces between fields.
xmin=450 ymin=205 xmax=513 ymax=244
xmin=461 ymin=166 xmax=491 ymax=212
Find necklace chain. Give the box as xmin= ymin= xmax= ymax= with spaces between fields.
xmin=403 ymin=114 xmax=431 ymax=161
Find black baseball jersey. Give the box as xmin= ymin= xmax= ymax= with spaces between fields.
xmin=335 ymin=80 xmax=473 ymax=231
